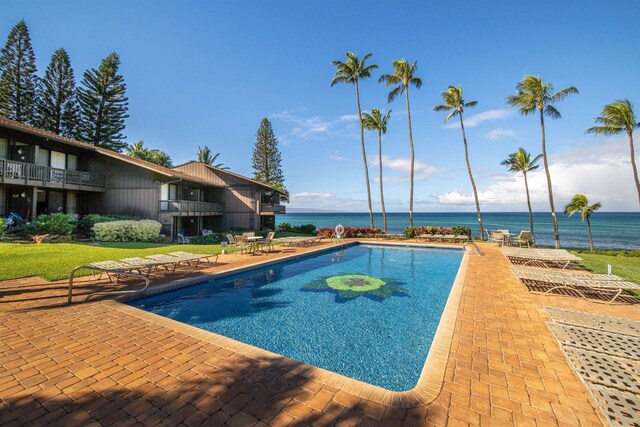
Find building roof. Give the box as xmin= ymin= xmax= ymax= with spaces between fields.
xmin=173 ymin=160 xmax=287 ymax=195
xmin=0 ymin=116 xmax=224 ymax=188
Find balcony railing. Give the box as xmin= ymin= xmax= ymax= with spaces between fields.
xmin=160 ymin=200 xmax=223 ymax=214
xmin=0 ymin=159 xmax=106 ymax=188
xmin=260 ymin=203 xmax=286 ymax=214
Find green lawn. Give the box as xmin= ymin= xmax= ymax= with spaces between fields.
xmin=571 ymin=251 xmax=640 ymax=298
xmin=0 ymin=242 xmax=222 ymax=281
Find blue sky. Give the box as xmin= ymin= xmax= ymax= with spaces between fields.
xmin=4 ymin=1 xmax=640 ymax=212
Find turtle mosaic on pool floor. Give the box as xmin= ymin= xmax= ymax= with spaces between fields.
xmin=302 ymin=273 xmax=408 ymax=301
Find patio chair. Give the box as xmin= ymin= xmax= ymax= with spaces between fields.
xmin=485 ymin=229 xmax=495 ymax=243
xmin=510 ymin=265 xmax=640 ymax=303
xmin=260 ymin=232 xmax=276 ymax=252
xmin=502 ymin=247 xmax=582 ymax=269
xmin=226 ymin=234 xmax=249 ymax=255
xmin=513 ymin=231 xmax=533 ymax=247
xmin=177 ymin=233 xmax=191 ymax=244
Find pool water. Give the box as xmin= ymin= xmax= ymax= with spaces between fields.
xmin=129 ymin=244 xmax=463 ymax=391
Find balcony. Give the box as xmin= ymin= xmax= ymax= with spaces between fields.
xmin=0 ymin=159 xmax=106 ymax=191
xmin=260 ymin=203 xmax=286 ymax=215
xmin=160 ymin=200 xmax=223 ymax=216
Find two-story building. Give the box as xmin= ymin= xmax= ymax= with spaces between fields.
xmin=0 ymin=117 xmax=286 ymax=238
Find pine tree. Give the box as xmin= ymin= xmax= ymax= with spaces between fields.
xmin=252 ymin=118 xmax=285 ymax=187
xmin=0 ymin=20 xmax=39 ymax=124
xmin=36 ymin=48 xmax=79 ymax=137
xmin=77 ymin=52 xmax=129 ymax=151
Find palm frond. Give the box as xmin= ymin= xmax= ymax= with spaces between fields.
xmin=544 ymin=105 xmax=562 ymax=119
xmin=551 ymin=86 xmax=579 ymax=102
xmin=585 ymin=125 xmax=623 ymax=136
xmin=444 ymin=110 xmax=457 ymax=123
xmin=387 ymin=85 xmax=404 ymax=103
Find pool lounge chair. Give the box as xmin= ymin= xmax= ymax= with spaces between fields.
xmin=167 ymin=251 xmax=219 ymax=267
xmin=453 ymin=234 xmax=469 ymax=243
xmin=441 ymin=234 xmax=457 ymax=243
xmin=502 ymin=246 xmax=582 ymax=269
xmin=119 ymin=257 xmax=168 ymax=274
xmin=510 ymin=265 xmax=640 ymax=303
xmin=90 ymin=260 xmax=154 ymax=282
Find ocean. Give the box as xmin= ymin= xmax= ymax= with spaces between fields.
xmin=277 ymin=212 xmax=640 ymax=250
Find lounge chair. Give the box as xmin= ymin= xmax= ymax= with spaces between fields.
xmin=120 ymin=257 xmax=168 ymax=274
xmin=453 ymin=234 xmax=469 ymax=243
xmin=416 ymin=233 xmax=430 ymax=241
xmin=430 ymin=233 xmax=445 ymax=242
xmin=145 ymin=254 xmax=186 ymax=269
xmin=545 ymin=307 xmax=640 ymax=336
xmin=510 ymin=265 xmax=640 ymax=303
xmin=90 ymin=260 xmax=153 ymax=282
xmin=502 ymin=246 xmax=582 ymax=269
xmin=441 ymin=234 xmax=456 ymax=242
xmin=167 ymin=251 xmax=218 ymax=267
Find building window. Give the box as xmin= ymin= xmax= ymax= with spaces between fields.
xmin=66 ymin=191 xmax=77 ymax=214
xmin=67 ymin=154 xmax=77 ymax=170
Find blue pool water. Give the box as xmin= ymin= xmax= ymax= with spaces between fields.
xmin=129 ymin=244 xmax=463 ymax=391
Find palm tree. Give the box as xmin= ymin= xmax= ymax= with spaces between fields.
xmin=585 ymin=99 xmax=640 ymax=206
xmin=434 ymin=86 xmax=484 ymax=239
xmin=379 ymin=60 xmax=422 ymax=227
xmin=361 ymin=108 xmax=392 ymax=233
xmin=564 ymin=194 xmax=601 ymax=251
xmin=507 ymin=75 xmax=578 ymax=249
xmin=501 ymin=148 xmax=542 ymax=237
xmin=197 ymin=145 xmax=228 ymax=169
xmin=331 ymin=52 xmax=378 ymax=228
xmin=125 ymin=141 xmax=146 ymax=159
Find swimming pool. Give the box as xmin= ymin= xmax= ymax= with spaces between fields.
xmin=129 ymin=244 xmax=463 ymax=391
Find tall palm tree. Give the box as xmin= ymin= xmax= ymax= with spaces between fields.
xmin=501 ymin=148 xmax=543 ymax=237
xmin=507 ymin=75 xmax=578 ymax=249
xmin=434 ymin=86 xmax=484 ymax=239
xmin=197 ymin=145 xmax=228 ymax=169
xmin=564 ymin=194 xmax=601 ymax=252
xmin=331 ymin=52 xmax=378 ymax=228
xmin=379 ymin=59 xmax=422 ymax=227
xmin=585 ymin=99 xmax=640 ymax=206
xmin=361 ymin=108 xmax=392 ymax=233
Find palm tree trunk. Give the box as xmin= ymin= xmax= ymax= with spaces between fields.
xmin=459 ymin=113 xmax=483 ymax=240
xmin=540 ymin=109 xmax=561 ymax=248
xmin=522 ymin=171 xmax=534 ymax=237
xmin=378 ymin=129 xmax=387 ymax=233
xmin=405 ymin=87 xmax=415 ymax=227
xmin=628 ymin=131 xmax=640 ymax=206
xmin=586 ymin=216 xmax=594 ymax=251
xmin=355 ymin=80 xmax=374 ymax=228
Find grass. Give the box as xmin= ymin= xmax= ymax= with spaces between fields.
xmin=0 ymin=242 xmax=222 ymax=281
xmin=571 ymin=250 xmax=640 ymax=298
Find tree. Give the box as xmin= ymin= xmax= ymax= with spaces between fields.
xmin=501 ymin=148 xmax=542 ymax=237
xmin=252 ymin=118 xmax=285 ymax=186
xmin=361 ymin=108 xmax=391 ymax=233
xmin=564 ymin=194 xmax=601 ymax=252
xmin=197 ymin=145 xmax=228 ymax=169
xmin=36 ymin=48 xmax=79 ymax=137
xmin=331 ymin=52 xmax=378 ymax=228
xmin=507 ymin=75 xmax=578 ymax=249
xmin=125 ymin=141 xmax=173 ymax=168
xmin=77 ymin=52 xmax=129 ymax=151
xmin=0 ymin=20 xmax=39 ymax=124
xmin=434 ymin=86 xmax=484 ymax=239
xmin=379 ymin=59 xmax=422 ymax=227
xmin=585 ymin=99 xmax=640 ymax=206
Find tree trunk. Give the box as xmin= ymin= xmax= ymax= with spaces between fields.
xmin=540 ymin=109 xmax=560 ymax=248
xmin=355 ymin=80 xmax=374 ymax=228
xmin=459 ymin=112 xmax=483 ymax=240
xmin=523 ymin=170 xmax=534 ymax=237
xmin=378 ymin=129 xmax=387 ymax=233
xmin=586 ymin=216 xmax=594 ymax=252
xmin=405 ymin=87 xmax=415 ymax=227
xmin=628 ymin=131 xmax=640 ymax=206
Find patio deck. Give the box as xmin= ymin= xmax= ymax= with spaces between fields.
xmin=1 ymin=242 xmax=637 ymax=426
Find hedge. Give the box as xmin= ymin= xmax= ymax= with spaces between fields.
xmin=93 ymin=220 xmax=162 ymax=242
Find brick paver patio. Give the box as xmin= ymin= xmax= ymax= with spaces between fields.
xmin=1 ymin=242 xmax=637 ymax=426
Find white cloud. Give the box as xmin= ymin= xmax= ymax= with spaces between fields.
xmin=288 ymin=191 xmax=367 ymax=211
xmin=271 ymin=110 xmax=359 ymax=141
xmin=486 ymin=128 xmax=516 ymax=140
xmin=444 ymin=109 xmax=513 ymax=129
xmin=371 ymin=155 xmax=442 ymax=182
xmin=433 ymin=136 xmax=640 ymax=211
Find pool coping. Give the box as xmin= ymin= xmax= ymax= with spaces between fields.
xmin=110 ymin=240 xmax=470 ymax=408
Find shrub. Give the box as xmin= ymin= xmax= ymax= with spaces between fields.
xmin=278 ymin=223 xmax=317 ymax=234
xmin=317 ymin=228 xmax=333 ymax=238
xmin=190 ymin=233 xmax=224 ymax=244
xmin=93 ymin=220 xmax=162 ymax=242
xmin=76 ymin=214 xmax=137 ymax=236
xmin=316 ymin=226 xmax=380 ymax=238
xmin=404 ymin=225 xmax=471 ymax=238
xmin=452 ymin=226 xmax=471 ymax=236
xmin=17 ymin=213 xmax=76 ymax=236
xmin=0 ymin=217 xmax=6 ymax=234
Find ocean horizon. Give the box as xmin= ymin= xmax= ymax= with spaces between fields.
xmin=277 ymin=211 xmax=640 ymax=251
